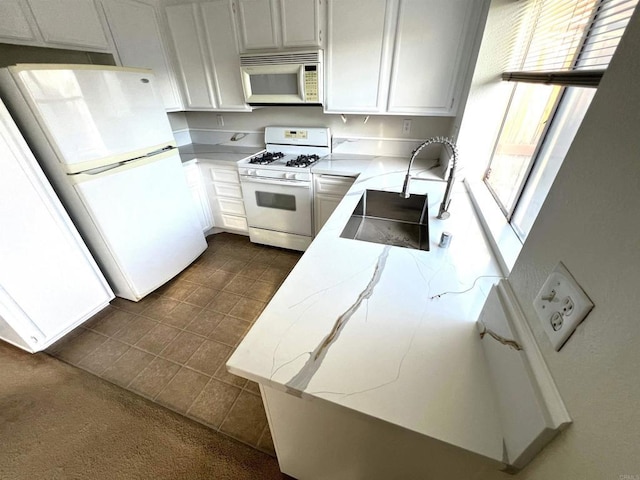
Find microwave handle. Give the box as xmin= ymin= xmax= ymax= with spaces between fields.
xmin=298 ymin=65 xmax=305 ymax=102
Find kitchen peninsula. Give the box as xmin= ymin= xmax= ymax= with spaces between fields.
xmin=227 ymin=154 xmax=509 ymax=479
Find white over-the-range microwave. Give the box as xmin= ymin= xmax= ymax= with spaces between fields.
xmin=239 ymin=49 xmax=323 ymax=106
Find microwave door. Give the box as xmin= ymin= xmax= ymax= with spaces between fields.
xmin=242 ymin=64 xmax=305 ymax=104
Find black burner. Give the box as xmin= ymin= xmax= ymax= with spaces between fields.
xmin=286 ymin=154 xmax=320 ymax=168
xmin=249 ymin=152 xmax=284 ymax=164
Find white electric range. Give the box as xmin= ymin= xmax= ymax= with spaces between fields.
xmin=238 ymin=126 xmax=331 ymax=251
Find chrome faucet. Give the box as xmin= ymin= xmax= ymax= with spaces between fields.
xmin=401 ymin=136 xmax=458 ymax=220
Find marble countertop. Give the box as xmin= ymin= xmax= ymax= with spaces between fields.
xmin=227 ymin=155 xmax=506 ymax=463
xmin=177 ymin=144 xmax=264 ymax=164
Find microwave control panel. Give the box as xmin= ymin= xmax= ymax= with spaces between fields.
xmin=304 ymin=65 xmax=319 ymax=102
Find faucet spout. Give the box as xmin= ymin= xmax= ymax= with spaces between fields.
xmin=400 ymin=136 xmax=458 ymax=219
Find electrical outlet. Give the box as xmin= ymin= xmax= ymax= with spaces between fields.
xmin=216 ymin=114 xmax=224 ymax=127
xmin=402 ymin=119 xmax=412 ymax=135
xmin=533 ymin=262 xmax=594 ymax=351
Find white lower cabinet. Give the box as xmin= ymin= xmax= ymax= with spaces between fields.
xmin=313 ymin=173 xmax=355 ymax=235
xmin=199 ymin=161 xmax=249 ymax=234
xmin=183 ymin=161 xmax=214 ymax=232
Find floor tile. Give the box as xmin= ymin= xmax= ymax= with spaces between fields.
xmin=128 ymin=356 xmax=181 ymax=399
xmin=53 ymin=329 xmax=108 ymax=364
xmin=187 ymin=378 xmax=242 ymax=429
xmin=229 ymin=297 xmax=265 ymax=322
xmin=135 ymin=323 xmax=181 ymax=355
xmin=186 ymin=339 xmax=232 ymax=376
xmin=258 ymin=424 xmax=276 ymax=456
xmin=208 ymin=291 xmax=242 ymax=314
xmin=101 ymin=347 xmax=154 ymax=387
xmin=141 ymin=296 xmax=181 ymax=320
xmin=77 ymin=338 xmax=130 ymax=375
xmin=50 ymin=233 xmax=303 ymax=453
xmin=243 ymin=280 xmax=279 ymax=302
xmin=207 ymin=270 xmax=237 ymax=290
xmin=155 ymin=366 xmax=209 ymax=413
xmin=162 ymin=302 xmax=203 ymax=329
xmin=159 ymin=331 xmax=205 ymax=364
xmin=237 ymin=261 xmax=270 ymax=279
xmin=220 ymin=391 xmax=268 ymax=445
xmin=89 ymin=309 xmax=134 ymax=337
xmin=110 ymin=295 xmax=156 ymax=314
xmin=222 ymin=275 xmax=251 ymax=295
xmin=113 ymin=315 xmax=158 ymax=345
xmin=219 ymin=258 xmax=249 ymax=274
xmin=184 ymin=286 xmax=220 ymax=308
xmin=208 ymin=316 xmax=251 ymax=347
xmin=158 ymin=278 xmax=199 ymax=301
xmin=181 ymin=264 xmax=215 ymax=284
xmin=213 ymin=353 xmax=247 ymax=388
xmin=184 ymin=309 xmax=225 ymax=337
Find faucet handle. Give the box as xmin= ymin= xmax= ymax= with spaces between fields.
xmin=401 ymin=174 xmax=411 ymax=198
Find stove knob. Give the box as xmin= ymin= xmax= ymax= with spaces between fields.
xmin=248 ymin=169 xmax=256 ymax=176
xmin=285 ymin=172 xmax=296 ymax=180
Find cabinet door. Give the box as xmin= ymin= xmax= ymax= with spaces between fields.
xmin=103 ymin=0 xmax=182 ymax=111
xmin=325 ymin=0 xmax=392 ymax=113
xmin=313 ymin=174 xmax=354 ymax=234
xmin=387 ymin=0 xmax=478 ymax=115
xmin=28 ymin=0 xmax=110 ymax=50
xmin=280 ymin=0 xmax=321 ymax=48
xmin=183 ymin=162 xmax=214 ymax=231
xmin=237 ymin=0 xmax=279 ymax=50
xmin=166 ymin=4 xmax=216 ymax=109
xmin=201 ymin=1 xmax=250 ymax=111
xmin=0 ymin=0 xmax=39 ymax=43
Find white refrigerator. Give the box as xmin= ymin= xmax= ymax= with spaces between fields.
xmin=0 ymin=97 xmax=114 ymax=353
xmin=0 ymin=65 xmax=207 ymax=301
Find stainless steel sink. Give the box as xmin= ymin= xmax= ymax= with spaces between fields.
xmin=340 ymin=190 xmax=430 ymax=251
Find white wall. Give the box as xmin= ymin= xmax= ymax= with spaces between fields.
xmin=183 ymin=107 xmax=453 ymax=140
xmin=505 ymin=7 xmax=640 ymax=479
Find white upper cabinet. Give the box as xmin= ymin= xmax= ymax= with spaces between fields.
xmin=0 ymin=0 xmax=39 ymax=43
xmin=28 ymin=0 xmax=111 ymax=50
xmin=166 ymin=4 xmax=216 ymax=109
xmin=201 ymin=1 xmax=249 ymax=110
xmin=325 ymin=0 xmax=391 ymax=113
xmin=166 ymin=1 xmax=249 ymax=111
xmin=387 ymin=0 xmax=480 ymax=115
xmin=103 ymin=0 xmax=182 ymax=111
xmin=325 ymin=0 xmax=484 ymax=116
xmin=0 ymin=0 xmax=111 ymax=51
xmin=236 ymin=0 xmax=322 ymax=51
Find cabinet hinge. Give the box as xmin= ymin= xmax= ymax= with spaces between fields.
xmin=450 ymin=96 xmax=455 ymax=109
xmin=484 ymin=168 xmax=492 ymax=181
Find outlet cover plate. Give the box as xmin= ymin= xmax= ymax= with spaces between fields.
xmin=533 ymin=262 xmax=594 ymax=351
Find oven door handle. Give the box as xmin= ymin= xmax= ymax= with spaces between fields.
xmin=240 ymin=176 xmax=310 ymax=188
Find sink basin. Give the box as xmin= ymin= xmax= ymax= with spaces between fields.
xmin=340 ymin=189 xmax=430 ymax=251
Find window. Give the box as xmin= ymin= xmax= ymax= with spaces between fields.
xmin=483 ymin=0 xmax=637 ymax=241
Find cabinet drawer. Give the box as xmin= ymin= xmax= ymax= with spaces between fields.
xmin=210 ymin=168 xmax=240 ymax=184
xmin=217 ymin=197 xmax=246 ymax=216
xmin=220 ymin=214 xmax=248 ymax=232
xmin=314 ymin=175 xmax=355 ymax=195
xmin=214 ymin=182 xmax=243 ymax=199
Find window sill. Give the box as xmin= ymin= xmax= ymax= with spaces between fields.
xmin=464 ymin=179 xmax=523 ymax=275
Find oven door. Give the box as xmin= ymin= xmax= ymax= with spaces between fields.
xmin=240 ymin=176 xmax=312 ymax=236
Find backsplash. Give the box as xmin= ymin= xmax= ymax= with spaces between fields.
xmin=168 ymin=108 xmax=455 ymax=158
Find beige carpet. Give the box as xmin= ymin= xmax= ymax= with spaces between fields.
xmin=0 ymin=342 xmax=288 ymax=480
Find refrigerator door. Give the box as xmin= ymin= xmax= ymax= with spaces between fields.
xmin=11 ymin=65 xmax=175 ymax=173
xmin=71 ymin=150 xmax=207 ymax=300
xmin=0 ymin=99 xmax=113 ymax=352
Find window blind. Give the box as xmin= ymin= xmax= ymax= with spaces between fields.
xmin=502 ymin=0 xmax=638 ymax=86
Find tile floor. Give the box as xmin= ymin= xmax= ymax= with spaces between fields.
xmin=47 ymin=233 xmax=302 ymax=456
